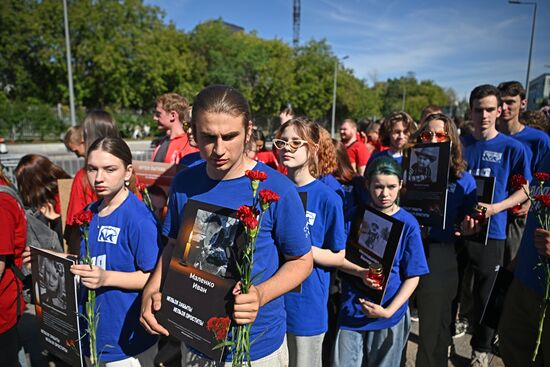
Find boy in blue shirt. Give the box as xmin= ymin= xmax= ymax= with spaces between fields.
xmin=497 ymin=81 xmax=550 ymax=267
xmin=461 ymin=84 xmax=531 ymax=366
xmin=498 ymin=151 xmax=550 ymax=366
xmin=140 ymin=85 xmax=313 ymax=366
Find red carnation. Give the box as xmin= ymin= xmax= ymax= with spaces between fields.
xmin=534 ymin=172 xmax=550 ymax=183
xmin=236 ymin=205 xmax=259 ymax=229
xmin=534 ymin=194 xmax=550 ymax=208
xmin=510 ymin=174 xmax=527 ymax=191
xmin=73 ymin=210 xmax=93 ymax=226
xmin=206 ymin=316 xmax=231 ymax=341
xmin=259 ymin=189 xmax=280 ymax=204
xmin=137 ymin=182 xmax=147 ymax=192
xmin=245 ymin=170 xmax=267 ymax=182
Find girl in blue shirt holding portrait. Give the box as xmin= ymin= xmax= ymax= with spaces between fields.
xmin=275 ymin=117 xmax=347 ymax=367
xmin=333 ymin=156 xmax=429 ymax=367
xmin=70 ymin=137 xmax=160 ymax=366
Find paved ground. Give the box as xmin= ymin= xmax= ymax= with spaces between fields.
xmin=405 ymin=319 xmax=504 ymax=367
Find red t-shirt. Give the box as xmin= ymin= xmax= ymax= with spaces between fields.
xmin=345 ymin=140 xmax=371 ymax=168
xmin=256 ymin=151 xmax=279 ymax=170
xmin=66 ymin=167 xmax=97 ymax=226
xmin=0 ymin=185 xmax=26 ymax=333
xmin=153 ymin=133 xmax=199 ymax=165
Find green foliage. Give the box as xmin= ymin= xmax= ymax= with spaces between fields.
xmin=0 ymin=0 xmax=455 ymax=139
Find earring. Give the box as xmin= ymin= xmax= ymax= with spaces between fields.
xmin=124 ymin=180 xmax=130 ymax=188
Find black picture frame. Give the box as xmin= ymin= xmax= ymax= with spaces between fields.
xmin=344 ymin=206 xmax=405 ymax=304
xmin=401 ymin=142 xmax=451 ymax=229
xmin=31 ymin=247 xmax=83 ymax=367
xmin=471 ymin=176 xmax=496 ymax=246
xmin=157 ymin=199 xmax=246 ymax=362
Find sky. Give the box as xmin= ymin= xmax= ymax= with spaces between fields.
xmin=144 ymin=0 xmax=550 ymax=99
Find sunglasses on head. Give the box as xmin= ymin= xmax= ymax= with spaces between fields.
xmin=272 ymin=138 xmax=308 ymax=151
xmin=420 ymin=130 xmax=448 ymax=143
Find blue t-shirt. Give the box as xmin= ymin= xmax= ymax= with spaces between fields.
xmin=515 ymin=151 xmax=550 ymax=296
xmin=429 ymin=172 xmax=477 ymax=243
xmin=80 ymin=192 xmax=160 ymax=362
xmin=512 ymin=126 xmax=550 ymax=173
xmin=318 ymin=174 xmax=345 ymax=203
xmin=338 ymin=208 xmax=429 ymax=331
xmin=178 ymin=151 xmax=204 ymax=171
xmin=284 ymin=180 xmax=346 ymax=335
xmin=462 ymin=133 xmax=531 ymax=240
xmin=162 ymin=161 xmax=311 ymax=361
xmin=366 ymin=150 xmax=403 ymax=171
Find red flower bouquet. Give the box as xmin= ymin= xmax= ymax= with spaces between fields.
xmin=511 ymin=173 xmax=550 ymax=361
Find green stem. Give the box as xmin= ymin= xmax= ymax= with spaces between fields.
xmin=532 ymin=260 xmax=550 ymax=362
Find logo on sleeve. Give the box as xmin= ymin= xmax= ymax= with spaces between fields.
xmin=97 ymin=226 xmax=120 ymax=244
xmin=305 ymin=211 xmax=317 ymax=226
xmin=482 ymin=151 xmax=502 ymax=163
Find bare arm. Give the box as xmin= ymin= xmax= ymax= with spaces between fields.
xmin=359 ymin=276 xmax=420 ymax=319
xmin=70 ymin=265 xmax=151 ymax=290
xmin=140 ymin=239 xmax=175 ymax=335
xmin=338 ymin=257 xmax=368 ymax=278
xmin=312 ymin=247 xmax=345 ymax=268
xmin=480 ymin=183 xmax=529 ymax=218
xmin=357 ymin=165 xmax=366 ymax=176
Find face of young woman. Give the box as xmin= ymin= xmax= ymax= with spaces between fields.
xmin=368 ymin=173 xmax=402 ymax=211
xmin=278 ymin=125 xmax=310 ymax=171
xmin=86 ymin=149 xmax=132 ymax=199
xmin=390 ymin=121 xmax=409 ymax=151
xmin=194 ymin=112 xmax=251 ymax=180
xmin=44 ymin=260 xmax=60 ymax=293
xmin=424 ymin=119 xmax=450 ymax=143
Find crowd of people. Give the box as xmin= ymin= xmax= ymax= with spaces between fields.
xmin=0 ymin=81 xmax=549 ymax=367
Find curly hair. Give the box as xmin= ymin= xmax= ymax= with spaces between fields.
xmin=15 ymin=154 xmax=71 ymax=211
xmin=379 ymin=111 xmax=416 ymax=147
xmin=317 ymin=126 xmax=338 ymax=176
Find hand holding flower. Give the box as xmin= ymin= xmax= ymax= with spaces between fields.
xmin=71 ymin=264 xmax=108 ymax=289
xmin=232 ymin=282 xmax=263 ymax=325
xmin=534 ymin=228 xmax=550 ymax=258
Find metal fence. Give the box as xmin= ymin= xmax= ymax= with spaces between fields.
xmin=0 ymin=149 xmax=154 ymax=185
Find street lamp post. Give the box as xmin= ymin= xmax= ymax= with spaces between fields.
xmin=331 ymin=55 xmax=349 ymax=138
xmin=63 ymin=0 xmax=76 ymax=126
xmin=509 ymin=0 xmax=537 ymax=102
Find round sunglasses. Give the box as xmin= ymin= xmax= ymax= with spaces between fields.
xmin=420 ymin=130 xmax=449 ymax=143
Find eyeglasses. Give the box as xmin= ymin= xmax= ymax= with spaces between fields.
xmin=272 ymin=138 xmax=308 ymax=151
xmin=420 ymin=130 xmax=449 ymax=143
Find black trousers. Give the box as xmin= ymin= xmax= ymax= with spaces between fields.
xmin=465 ymin=238 xmax=504 ymax=353
xmin=0 ymin=323 xmax=20 ymax=367
xmin=416 ymin=242 xmax=458 ymax=367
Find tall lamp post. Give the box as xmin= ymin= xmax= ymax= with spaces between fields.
xmin=63 ymin=0 xmax=76 ymax=126
xmin=331 ymin=55 xmax=349 ymax=138
xmin=509 ymin=0 xmax=537 ymax=102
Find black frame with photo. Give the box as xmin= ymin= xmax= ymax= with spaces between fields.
xmin=158 ymin=199 xmax=246 ymax=361
xmin=31 ymin=247 xmax=83 ymax=367
xmin=470 ymin=175 xmax=496 ymax=245
xmin=344 ymin=206 xmax=405 ymax=304
xmin=401 ymin=141 xmax=451 ymax=229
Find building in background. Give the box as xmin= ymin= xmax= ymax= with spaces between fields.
xmin=527 ymin=73 xmax=550 ymax=110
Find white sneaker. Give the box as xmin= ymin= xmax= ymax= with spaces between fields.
xmin=469 ymin=351 xmax=489 ymax=367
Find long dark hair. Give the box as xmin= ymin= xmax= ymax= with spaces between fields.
xmin=15 ymin=154 xmax=71 ymax=210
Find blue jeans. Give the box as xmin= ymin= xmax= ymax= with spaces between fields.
xmin=332 ymin=310 xmax=410 ymax=367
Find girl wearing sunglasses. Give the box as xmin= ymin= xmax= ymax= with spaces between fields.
xmin=276 ymin=117 xmax=346 ymax=367
xmin=411 ymin=113 xmax=478 ymax=367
